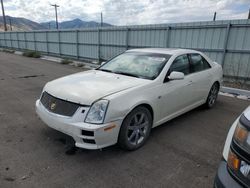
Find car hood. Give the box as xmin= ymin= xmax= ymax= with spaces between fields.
xmin=44 ymin=70 xmax=150 ymax=105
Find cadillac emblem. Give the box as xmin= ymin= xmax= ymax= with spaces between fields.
xmin=50 ymin=102 xmax=56 ymax=110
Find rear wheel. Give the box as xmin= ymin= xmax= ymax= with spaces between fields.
xmin=118 ymin=106 xmax=152 ymax=150
xmin=205 ymin=82 xmax=219 ymax=108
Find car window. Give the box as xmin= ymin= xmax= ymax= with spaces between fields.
xmin=169 ymin=55 xmax=190 ymax=75
xmin=189 ymin=54 xmax=211 ymax=73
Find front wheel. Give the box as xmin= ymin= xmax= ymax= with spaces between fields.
xmin=205 ymin=82 xmax=219 ymax=108
xmin=118 ymin=106 xmax=152 ymax=151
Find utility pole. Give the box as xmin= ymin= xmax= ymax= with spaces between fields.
xmin=100 ymin=12 xmax=103 ymax=27
xmin=50 ymin=4 xmax=59 ymax=29
xmin=213 ymin=12 xmax=217 ymax=21
xmin=248 ymin=9 xmax=250 ymax=19
xmin=9 ymin=17 xmax=12 ymax=31
xmin=0 ymin=0 xmax=7 ymax=31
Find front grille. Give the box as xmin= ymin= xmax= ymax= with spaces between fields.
xmin=40 ymin=92 xmax=80 ymax=117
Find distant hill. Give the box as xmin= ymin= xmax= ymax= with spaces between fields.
xmin=0 ymin=16 xmax=112 ymax=31
xmin=41 ymin=18 xmax=112 ymax=29
xmin=0 ymin=16 xmax=46 ymax=31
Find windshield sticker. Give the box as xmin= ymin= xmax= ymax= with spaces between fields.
xmin=148 ymin=57 xmax=166 ymax=62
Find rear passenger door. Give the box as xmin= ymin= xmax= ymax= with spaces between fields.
xmin=188 ymin=53 xmax=213 ymax=102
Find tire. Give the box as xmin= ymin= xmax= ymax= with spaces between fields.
xmin=205 ymin=82 xmax=219 ymax=108
xmin=118 ymin=106 xmax=153 ymax=151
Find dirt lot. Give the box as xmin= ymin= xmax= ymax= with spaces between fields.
xmin=0 ymin=52 xmax=249 ymax=188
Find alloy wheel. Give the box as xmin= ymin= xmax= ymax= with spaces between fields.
xmin=127 ymin=112 xmax=149 ymax=145
xmin=208 ymin=84 xmax=219 ymax=106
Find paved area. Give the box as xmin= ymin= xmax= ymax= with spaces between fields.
xmin=0 ymin=52 xmax=249 ymax=188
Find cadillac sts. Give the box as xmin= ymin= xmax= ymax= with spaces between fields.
xmin=36 ymin=48 xmax=223 ymax=150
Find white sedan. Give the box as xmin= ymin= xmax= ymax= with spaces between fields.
xmin=36 ymin=48 xmax=223 ymax=150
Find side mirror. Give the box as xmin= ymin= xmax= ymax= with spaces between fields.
xmin=101 ymin=61 xmax=106 ymax=65
xmin=168 ymin=71 xmax=184 ymax=80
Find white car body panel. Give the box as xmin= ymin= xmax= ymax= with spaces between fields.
xmin=36 ymin=48 xmax=223 ymax=149
xmin=222 ymin=106 xmax=250 ymax=160
xmin=44 ymin=70 xmax=150 ymax=105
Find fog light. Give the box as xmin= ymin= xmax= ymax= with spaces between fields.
xmin=240 ymin=161 xmax=250 ymax=177
xmin=228 ymin=149 xmax=240 ymax=170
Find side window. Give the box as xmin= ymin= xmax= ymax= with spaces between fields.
xmin=169 ymin=55 xmax=190 ymax=75
xmin=189 ymin=54 xmax=211 ymax=73
xmin=202 ymin=57 xmax=211 ymax=69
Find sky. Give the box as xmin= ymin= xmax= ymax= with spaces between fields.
xmin=2 ymin=0 xmax=250 ymax=25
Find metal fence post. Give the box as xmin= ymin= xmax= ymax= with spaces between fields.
xmin=24 ymin=32 xmax=27 ymax=50
xmin=58 ymin=30 xmax=61 ymax=56
xmin=165 ymin=26 xmax=171 ymax=48
xmin=126 ymin=28 xmax=129 ymax=50
xmin=4 ymin=32 xmax=7 ymax=47
xmin=221 ymin=22 xmax=231 ymax=68
xmin=76 ymin=30 xmax=79 ymax=59
xmin=98 ymin=28 xmax=101 ymax=62
xmin=17 ymin=33 xmax=20 ymax=49
xmin=10 ymin=32 xmax=13 ymax=49
xmin=46 ymin=31 xmax=49 ymax=54
xmin=34 ymin=32 xmax=37 ymax=51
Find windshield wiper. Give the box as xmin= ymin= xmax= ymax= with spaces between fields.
xmin=99 ymin=69 xmax=143 ymax=79
xmin=114 ymin=71 xmax=141 ymax=78
xmin=98 ymin=69 xmax=114 ymax=73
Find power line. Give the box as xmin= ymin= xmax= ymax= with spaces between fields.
xmin=50 ymin=4 xmax=59 ymax=29
xmin=0 ymin=0 xmax=7 ymax=31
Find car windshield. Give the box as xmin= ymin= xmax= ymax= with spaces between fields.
xmin=98 ymin=52 xmax=171 ymax=80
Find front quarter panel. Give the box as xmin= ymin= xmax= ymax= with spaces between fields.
xmin=104 ymin=82 xmax=162 ymax=126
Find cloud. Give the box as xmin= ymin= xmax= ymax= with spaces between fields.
xmin=2 ymin=0 xmax=250 ymax=25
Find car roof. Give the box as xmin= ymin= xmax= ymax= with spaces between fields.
xmin=126 ymin=48 xmax=201 ymax=55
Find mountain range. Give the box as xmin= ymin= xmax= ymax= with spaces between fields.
xmin=0 ymin=16 xmax=112 ymax=31
xmin=41 ymin=18 xmax=111 ymax=29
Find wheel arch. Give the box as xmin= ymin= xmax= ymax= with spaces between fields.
xmin=214 ymin=80 xmax=220 ymax=88
xmin=123 ymin=103 xmax=154 ymax=123
xmin=138 ymin=103 xmax=154 ymax=121
xmin=118 ymin=102 xmax=154 ymax=150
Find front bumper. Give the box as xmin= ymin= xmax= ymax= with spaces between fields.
xmin=214 ymin=160 xmax=242 ymax=188
xmin=36 ymin=100 xmax=122 ymax=149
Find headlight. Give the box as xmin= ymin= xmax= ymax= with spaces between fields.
xmin=228 ymin=117 xmax=250 ymax=182
xmin=233 ymin=120 xmax=250 ymax=153
xmin=85 ymin=100 xmax=109 ymax=124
